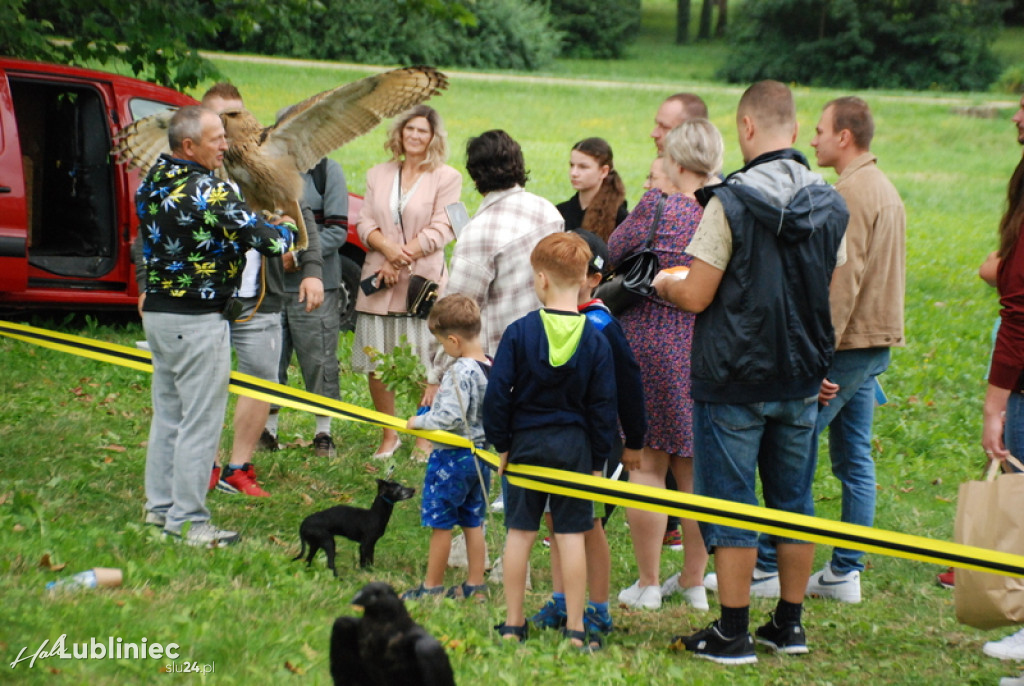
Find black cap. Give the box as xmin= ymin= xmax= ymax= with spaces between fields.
xmin=570 ymin=229 xmax=610 ymax=276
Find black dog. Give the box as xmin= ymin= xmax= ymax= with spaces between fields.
xmin=294 ymin=479 xmax=415 ymax=575
xmin=330 ymin=582 xmax=455 ymax=686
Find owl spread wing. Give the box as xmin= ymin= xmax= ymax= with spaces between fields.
xmin=262 ymin=66 xmax=449 ymax=174
xmin=111 ymin=109 xmax=176 ymax=174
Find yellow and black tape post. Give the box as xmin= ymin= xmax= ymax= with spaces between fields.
xmin=3 ymin=319 xmax=1023 ymax=578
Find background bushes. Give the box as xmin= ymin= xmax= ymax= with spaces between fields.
xmin=209 ymin=0 xmax=562 ymax=71
xmin=547 ymin=0 xmax=642 ymax=59
xmin=718 ymin=0 xmax=1004 ymax=92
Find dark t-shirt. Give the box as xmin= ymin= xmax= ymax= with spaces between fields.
xmin=556 ymin=192 xmax=628 ymax=234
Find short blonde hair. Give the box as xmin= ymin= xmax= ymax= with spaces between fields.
xmin=530 ymin=233 xmax=589 ymax=288
xmin=385 ymin=105 xmax=448 ymax=171
xmin=663 ymin=118 xmax=725 ymax=183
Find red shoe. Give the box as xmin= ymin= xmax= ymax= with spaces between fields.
xmin=208 ymin=465 xmax=221 ymax=492
xmin=663 ymin=527 xmax=683 ymax=551
xmin=937 ymin=567 xmax=954 ymax=589
xmin=218 ymin=463 xmax=270 ymax=497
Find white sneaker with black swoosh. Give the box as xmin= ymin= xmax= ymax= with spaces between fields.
xmin=805 ymin=566 xmax=861 ymax=603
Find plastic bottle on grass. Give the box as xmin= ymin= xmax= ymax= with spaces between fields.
xmin=46 ymin=567 xmax=122 ymax=593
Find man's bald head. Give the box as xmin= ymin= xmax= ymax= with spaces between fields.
xmin=652 ymin=92 xmax=708 ymax=153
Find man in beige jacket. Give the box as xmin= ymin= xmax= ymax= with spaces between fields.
xmin=755 ymin=96 xmax=906 ymax=603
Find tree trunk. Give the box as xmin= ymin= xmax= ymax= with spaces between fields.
xmin=676 ymin=0 xmax=691 ymax=44
xmin=715 ymin=0 xmax=727 ymax=37
xmin=698 ymin=0 xmax=713 ymax=40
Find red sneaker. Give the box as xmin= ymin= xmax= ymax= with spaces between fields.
xmin=218 ymin=463 xmax=270 ymax=497
xmin=937 ymin=567 xmax=954 ymax=589
xmin=208 ymin=465 xmax=221 ymax=492
xmin=663 ymin=527 xmax=683 ymax=551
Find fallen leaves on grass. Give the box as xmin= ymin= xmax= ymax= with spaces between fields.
xmin=38 ymin=553 xmax=66 ymax=571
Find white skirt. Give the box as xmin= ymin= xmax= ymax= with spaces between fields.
xmin=350 ymin=313 xmax=436 ymax=376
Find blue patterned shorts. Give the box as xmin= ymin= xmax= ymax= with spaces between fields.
xmin=421 ymin=447 xmax=492 ymax=530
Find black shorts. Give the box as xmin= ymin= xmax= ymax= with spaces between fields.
xmin=503 ymin=425 xmax=594 ymax=534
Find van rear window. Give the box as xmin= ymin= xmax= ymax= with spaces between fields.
xmin=129 ymin=98 xmax=176 ymax=122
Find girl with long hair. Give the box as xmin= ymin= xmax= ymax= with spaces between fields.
xmin=556 ymin=137 xmax=627 ymax=241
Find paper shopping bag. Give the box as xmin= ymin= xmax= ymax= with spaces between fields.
xmin=955 ymin=458 xmax=1024 ymax=629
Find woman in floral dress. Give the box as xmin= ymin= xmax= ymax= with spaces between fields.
xmin=609 ymin=119 xmax=724 ymax=611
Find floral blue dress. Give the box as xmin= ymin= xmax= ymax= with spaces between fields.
xmin=607 ymin=188 xmax=703 ymax=457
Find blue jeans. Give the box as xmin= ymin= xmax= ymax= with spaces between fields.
xmin=1006 ymin=392 xmax=1024 ymax=465
xmin=693 ymin=396 xmax=819 ymax=550
xmin=758 ymin=347 xmax=891 ymax=574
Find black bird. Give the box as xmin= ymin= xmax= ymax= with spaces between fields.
xmin=330 ymin=581 xmax=456 ymax=686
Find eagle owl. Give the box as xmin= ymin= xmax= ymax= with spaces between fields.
xmin=112 ymin=66 xmax=448 ymax=250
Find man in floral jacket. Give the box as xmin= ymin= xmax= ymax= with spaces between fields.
xmin=138 ymin=105 xmax=295 ymax=548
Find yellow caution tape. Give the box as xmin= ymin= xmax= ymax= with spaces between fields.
xmin=2 ymin=319 xmax=1022 ymax=577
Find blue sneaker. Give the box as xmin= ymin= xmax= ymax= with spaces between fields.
xmin=529 ymin=599 xmax=567 ymax=629
xmin=583 ymin=605 xmax=614 ymax=635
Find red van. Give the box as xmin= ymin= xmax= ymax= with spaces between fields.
xmin=0 ymin=58 xmax=365 ymax=327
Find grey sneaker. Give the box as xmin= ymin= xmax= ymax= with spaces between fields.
xmin=164 ymin=521 xmax=240 ymax=548
xmin=144 ymin=511 xmax=166 ymax=527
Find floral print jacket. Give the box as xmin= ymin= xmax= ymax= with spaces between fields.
xmin=137 ymin=154 xmax=294 ymax=313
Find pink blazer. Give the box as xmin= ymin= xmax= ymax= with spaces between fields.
xmin=355 ymin=161 xmax=462 ymax=315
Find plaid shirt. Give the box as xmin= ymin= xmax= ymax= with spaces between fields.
xmin=446 ymin=186 xmax=563 ymax=357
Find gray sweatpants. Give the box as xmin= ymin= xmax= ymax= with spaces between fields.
xmin=143 ymin=311 xmax=231 ymax=532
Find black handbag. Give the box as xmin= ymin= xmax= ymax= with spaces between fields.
xmin=595 ymin=193 xmax=665 ymax=316
xmin=406 ymin=274 xmax=439 ymax=319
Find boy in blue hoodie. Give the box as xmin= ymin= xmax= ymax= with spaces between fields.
xmin=531 ymin=229 xmax=647 ymax=639
xmin=484 ymin=232 xmax=617 ymax=650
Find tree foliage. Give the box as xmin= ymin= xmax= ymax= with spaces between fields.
xmin=0 ymin=0 xmax=488 ymax=89
xmin=718 ymin=0 xmax=1005 ymax=92
xmin=546 ymin=0 xmax=642 ymax=59
xmin=2 ymin=0 xmax=228 ymax=89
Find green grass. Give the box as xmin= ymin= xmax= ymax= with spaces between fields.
xmin=5 ymin=7 xmax=1024 ymax=684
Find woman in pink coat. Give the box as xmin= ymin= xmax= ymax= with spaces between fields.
xmin=352 ymin=105 xmax=462 ymax=460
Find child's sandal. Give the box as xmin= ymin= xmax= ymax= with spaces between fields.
xmin=495 ymin=622 xmax=528 ymax=643
xmin=562 ymin=627 xmax=602 ymax=653
xmin=400 ymin=584 xmax=444 ymax=600
xmin=446 ymin=581 xmax=488 ymax=600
